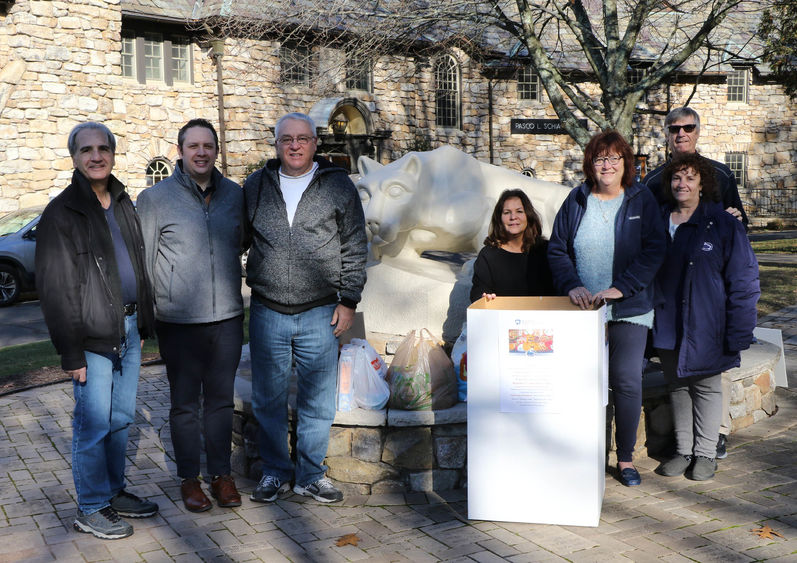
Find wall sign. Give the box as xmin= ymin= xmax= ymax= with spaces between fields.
xmin=511 ymin=118 xmax=587 ymax=134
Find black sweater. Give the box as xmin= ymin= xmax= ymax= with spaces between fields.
xmin=470 ymin=240 xmax=555 ymax=303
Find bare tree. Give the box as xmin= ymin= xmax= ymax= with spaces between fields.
xmin=195 ymin=0 xmax=767 ymax=147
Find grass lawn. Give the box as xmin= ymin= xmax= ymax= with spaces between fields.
xmin=758 ymin=265 xmax=797 ymax=318
xmin=0 ymin=308 xmax=250 ymax=383
xmin=750 ymin=238 xmax=797 ymax=254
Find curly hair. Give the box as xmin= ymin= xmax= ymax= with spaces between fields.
xmin=483 ymin=189 xmax=544 ymax=252
xmin=582 ymin=130 xmax=636 ymax=189
xmin=661 ymin=153 xmax=719 ymax=206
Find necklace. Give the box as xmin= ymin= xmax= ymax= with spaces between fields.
xmin=595 ymin=196 xmax=612 ymax=224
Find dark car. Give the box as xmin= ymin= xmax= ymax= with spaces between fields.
xmin=0 ymin=206 xmax=43 ymax=306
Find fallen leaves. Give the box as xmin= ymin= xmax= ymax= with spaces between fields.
xmin=335 ymin=533 xmax=360 ymax=547
xmin=751 ymin=525 xmax=785 ymax=540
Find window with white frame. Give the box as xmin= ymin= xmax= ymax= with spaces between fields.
xmin=280 ymin=43 xmax=317 ymax=85
xmin=345 ymin=52 xmax=371 ymax=91
xmin=435 ymin=55 xmax=460 ymax=128
xmin=727 ymin=68 xmax=748 ymax=103
xmin=145 ymin=158 xmax=172 ymax=187
xmin=725 ymin=152 xmax=746 ymax=188
xmin=517 ymin=66 xmax=540 ymax=101
xmin=121 ymin=28 xmax=192 ymax=85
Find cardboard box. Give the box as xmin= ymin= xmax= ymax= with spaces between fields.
xmin=467 ymin=296 xmax=608 ymax=526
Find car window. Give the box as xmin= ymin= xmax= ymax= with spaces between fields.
xmin=0 ymin=209 xmax=41 ymax=236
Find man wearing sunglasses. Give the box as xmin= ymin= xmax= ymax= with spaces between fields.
xmin=643 ymin=106 xmax=748 ymax=226
xmin=243 ymin=112 xmax=367 ymax=504
xmin=642 ymin=106 xmax=748 ymax=462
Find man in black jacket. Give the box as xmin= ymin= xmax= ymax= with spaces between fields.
xmin=36 ymin=122 xmax=157 ymax=540
xmin=643 ymin=106 xmax=748 ymax=227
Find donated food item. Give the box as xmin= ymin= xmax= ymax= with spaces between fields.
xmin=336 ymin=345 xmax=356 ymax=411
xmin=387 ymin=329 xmax=458 ymax=410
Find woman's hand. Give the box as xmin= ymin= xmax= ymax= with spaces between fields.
xmin=482 ymin=292 xmax=497 ymax=302
xmin=592 ymin=287 xmax=623 ymax=306
xmin=568 ymin=286 xmax=593 ymax=310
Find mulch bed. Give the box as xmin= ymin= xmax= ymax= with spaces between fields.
xmin=0 ymin=354 xmax=161 ymax=396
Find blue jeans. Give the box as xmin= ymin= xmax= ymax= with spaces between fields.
xmin=249 ymin=300 xmax=338 ymax=486
xmin=72 ymin=313 xmax=141 ymax=515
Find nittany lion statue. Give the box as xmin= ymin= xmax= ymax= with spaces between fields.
xmin=355 ymin=145 xmax=571 ymax=341
xmin=357 ymin=145 xmax=570 ymax=262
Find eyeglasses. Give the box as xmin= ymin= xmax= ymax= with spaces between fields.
xmin=277 ymin=135 xmax=315 ymax=146
xmin=593 ymin=155 xmax=623 ymax=166
xmin=667 ymin=124 xmax=697 ymax=134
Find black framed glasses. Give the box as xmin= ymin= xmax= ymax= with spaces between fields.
xmin=593 ymin=155 xmax=623 ymax=166
xmin=667 ymin=124 xmax=697 ymax=134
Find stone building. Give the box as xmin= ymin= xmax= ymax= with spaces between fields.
xmin=0 ymin=0 xmax=794 ymax=219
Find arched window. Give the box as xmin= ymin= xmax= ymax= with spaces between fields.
xmin=145 ymin=158 xmax=172 ymax=187
xmin=435 ymin=55 xmax=460 ymax=128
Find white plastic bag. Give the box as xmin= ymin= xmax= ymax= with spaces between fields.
xmin=350 ymin=338 xmax=390 ymax=410
xmin=451 ymin=324 xmax=467 ymax=402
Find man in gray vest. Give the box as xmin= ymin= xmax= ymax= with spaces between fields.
xmin=138 ymin=119 xmax=245 ymax=513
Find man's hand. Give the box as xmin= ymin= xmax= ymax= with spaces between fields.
xmin=331 ymin=304 xmax=355 ymax=337
xmin=725 ymin=207 xmax=743 ymax=222
xmin=67 ymin=367 xmax=87 ymax=383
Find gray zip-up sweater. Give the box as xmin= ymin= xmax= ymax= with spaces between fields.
xmin=137 ymin=161 xmax=244 ymax=324
xmin=243 ymin=156 xmax=367 ymax=314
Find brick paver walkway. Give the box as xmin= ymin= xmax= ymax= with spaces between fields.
xmin=2 ymin=320 xmax=796 ymax=561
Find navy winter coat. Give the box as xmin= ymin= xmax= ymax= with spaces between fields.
xmin=652 ymin=201 xmax=759 ymax=377
xmin=547 ymin=181 xmax=666 ymax=319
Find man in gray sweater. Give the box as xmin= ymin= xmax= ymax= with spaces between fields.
xmin=138 ymin=119 xmax=245 ymax=512
xmin=244 ymin=112 xmax=367 ymax=503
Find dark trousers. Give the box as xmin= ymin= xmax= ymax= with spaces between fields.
xmin=608 ymin=321 xmax=648 ymax=463
xmin=157 ymin=315 xmax=243 ymax=478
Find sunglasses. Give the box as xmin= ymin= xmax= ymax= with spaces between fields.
xmin=667 ymin=124 xmax=697 ymax=134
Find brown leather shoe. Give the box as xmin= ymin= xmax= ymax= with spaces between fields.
xmin=181 ymin=478 xmax=212 ymax=512
xmin=211 ymin=475 xmax=242 ymax=508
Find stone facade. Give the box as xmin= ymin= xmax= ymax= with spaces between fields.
xmin=0 ymin=0 xmax=795 ymax=213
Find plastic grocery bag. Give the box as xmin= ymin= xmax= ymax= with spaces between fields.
xmin=350 ymin=338 xmax=390 ymax=410
xmin=387 ymin=329 xmax=458 ymax=410
xmin=336 ymin=344 xmax=357 ymax=411
xmin=451 ymin=324 xmax=467 ymax=402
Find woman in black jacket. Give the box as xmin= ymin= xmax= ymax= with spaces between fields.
xmin=470 ymin=189 xmax=554 ymax=303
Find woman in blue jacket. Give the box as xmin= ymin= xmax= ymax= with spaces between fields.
xmin=548 ymin=131 xmax=666 ymax=486
xmin=653 ymin=153 xmax=759 ymax=481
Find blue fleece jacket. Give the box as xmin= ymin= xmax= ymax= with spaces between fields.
xmin=547 ymin=181 xmax=666 ymax=319
xmin=652 ymin=201 xmax=759 ymax=377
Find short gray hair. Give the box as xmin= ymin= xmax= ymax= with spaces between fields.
xmin=67 ymin=122 xmax=116 ymax=157
xmin=664 ymin=107 xmax=701 ymax=132
xmin=274 ymin=112 xmax=316 ymax=142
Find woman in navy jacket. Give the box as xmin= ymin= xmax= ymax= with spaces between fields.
xmin=653 ymin=153 xmax=759 ymax=481
xmin=548 ymin=131 xmax=666 ymax=487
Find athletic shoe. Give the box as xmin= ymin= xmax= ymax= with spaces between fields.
xmin=110 ymin=490 xmax=159 ymax=518
xmin=655 ymin=454 xmax=693 ymax=477
xmin=716 ymin=434 xmax=728 ymax=460
xmin=250 ymin=474 xmax=290 ymax=503
xmin=689 ymin=456 xmax=717 ymax=481
xmin=293 ymin=477 xmax=343 ymax=503
xmin=73 ymin=506 xmax=133 ymax=540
